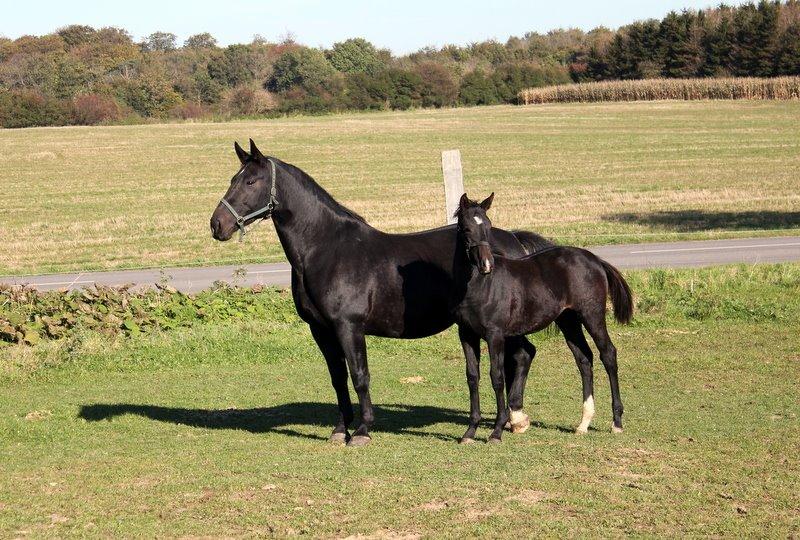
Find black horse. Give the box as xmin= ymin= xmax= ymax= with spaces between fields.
xmin=210 ymin=140 xmax=553 ymax=446
xmin=451 ymin=193 xmax=632 ymax=443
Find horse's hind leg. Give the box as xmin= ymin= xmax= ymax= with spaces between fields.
xmin=556 ymin=311 xmax=595 ymax=434
xmin=310 ymin=324 xmax=353 ymax=444
xmin=504 ymin=336 xmax=534 ymax=434
xmin=486 ymin=332 xmax=510 ymax=443
xmin=582 ymin=311 xmax=624 ymax=433
xmin=459 ymin=326 xmax=482 ymax=444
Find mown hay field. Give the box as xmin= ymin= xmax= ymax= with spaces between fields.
xmin=1 ymin=100 xmax=799 ymax=275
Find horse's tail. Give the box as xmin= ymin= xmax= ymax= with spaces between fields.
xmin=511 ymin=230 xmax=554 ymax=255
xmin=600 ymin=259 xmax=634 ymax=325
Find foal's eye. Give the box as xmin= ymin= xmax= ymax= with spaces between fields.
xmin=246 ymin=178 xmax=256 ymax=186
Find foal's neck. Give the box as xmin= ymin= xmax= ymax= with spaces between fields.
xmin=269 ymin=160 xmax=372 ymax=270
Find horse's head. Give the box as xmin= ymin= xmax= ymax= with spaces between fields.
xmin=210 ymin=139 xmax=278 ymax=242
xmin=456 ymin=192 xmax=495 ymax=275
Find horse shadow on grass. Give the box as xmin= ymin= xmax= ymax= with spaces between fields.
xmin=603 ymin=209 xmax=800 ymax=232
xmin=78 ymin=402 xmax=574 ymax=441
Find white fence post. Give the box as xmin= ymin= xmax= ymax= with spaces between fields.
xmin=441 ymin=149 xmax=464 ymax=225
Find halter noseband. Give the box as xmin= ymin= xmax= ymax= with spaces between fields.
xmin=457 ymin=224 xmax=491 ymax=254
xmin=220 ymin=158 xmax=279 ymax=242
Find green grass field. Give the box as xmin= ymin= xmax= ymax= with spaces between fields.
xmin=1 ymin=100 xmax=799 ymax=276
xmin=1 ymin=265 xmax=798 ymax=537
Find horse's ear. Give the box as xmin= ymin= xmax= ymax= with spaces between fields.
xmin=459 ymin=193 xmax=470 ymax=210
xmin=234 ymin=141 xmax=249 ymax=164
xmin=480 ymin=192 xmax=494 ymax=212
xmin=249 ymin=138 xmax=265 ymax=160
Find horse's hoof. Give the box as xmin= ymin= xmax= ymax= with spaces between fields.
xmin=487 ymin=437 xmax=502 ymax=444
xmin=575 ymin=426 xmax=589 ymax=435
xmin=503 ymin=421 xmax=512 ymax=430
xmin=611 ymin=425 xmax=624 ymax=434
xmin=347 ymin=435 xmax=372 ymax=447
xmin=459 ymin=437 xmax=476 ymax=445
xmin=329 ymin=432 xmax=349 ymax=445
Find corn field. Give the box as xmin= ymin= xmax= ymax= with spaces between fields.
xmin=518 ymin=77 xmax=800 ymax=104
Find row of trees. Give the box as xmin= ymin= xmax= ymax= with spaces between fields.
xmin=572 ymin=1 xmax=800 ymax=81
xmin=1 ymin=1 xmax=799 ymax=128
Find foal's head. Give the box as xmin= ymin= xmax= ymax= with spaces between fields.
xmin=210 ymin=139 xmax=276 ymax=241
xmin=456 ymin=192 xmax=495 ymax=275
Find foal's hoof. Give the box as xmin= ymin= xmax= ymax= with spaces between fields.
xmin=575 ymin=426 xmax=589 ymax=435
xmin=503 ymin=421 xmax=512 ymax=430
xmin=459 ymin=437 xmax=476 ymax=445
xmin=347 ymin=435 xmax=372 ymax=447
xmin=510 ymin=413 xmax=530 ymax=434
xmin=611 ymin=425 xmax=624 ymax=434
xmin=487 ymin=437 xmax=502 ymax=445
xmin=329 ymin=432 xmax=349 ymax=445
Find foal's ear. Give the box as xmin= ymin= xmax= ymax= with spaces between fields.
xmin=249 ymin=138 xmax=265 ymax=161
xmin=459 ymin=193 xmax=471 ymax=212
xmin=234 ymin=141 xmax=249 ymax=164
xmin=480 ymin=192 xmax=494 ymax=211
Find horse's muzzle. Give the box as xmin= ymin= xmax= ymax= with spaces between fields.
xmin=210 ymin=207 xmax=236 ymax=241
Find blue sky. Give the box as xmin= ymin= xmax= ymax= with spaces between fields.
xmin=2 ymin=0 xmax=749 ymax=53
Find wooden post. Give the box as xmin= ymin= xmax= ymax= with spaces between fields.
xmin=441 ymin=149 xmax=464 ymax=225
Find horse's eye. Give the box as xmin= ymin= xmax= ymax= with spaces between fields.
xmin=246 ymin=178 xmax=256 ymax=186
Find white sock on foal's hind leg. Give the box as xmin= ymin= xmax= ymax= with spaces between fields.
xmin=509 ymin=409 xmax=530 ymax=434
xmin=575 ymin=395 xmax=595 ymax=434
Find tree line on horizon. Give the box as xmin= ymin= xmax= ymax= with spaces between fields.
xmin=1 ymin=0 xmax=799 ymax=128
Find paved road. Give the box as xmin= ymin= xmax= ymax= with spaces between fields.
xmin=3 ymin=236 xmax=799 ymax=293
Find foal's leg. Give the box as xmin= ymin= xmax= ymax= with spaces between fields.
xmin=556 ymin=311 xmax=595 ymax=435
xmin=310 ymin=324 xmax=353 ymax=444
xmin=504 ymin=336 xmax=534 ymax=433
xmin=582 ymin=312 xmax=624 ymax=433
xmin=335 ymin=323 xmax=375 ymax=446
xmin=486 ymin=332 xmax=509 ymax=443
xmin=458 ymin=326 xmax=481 ymax=444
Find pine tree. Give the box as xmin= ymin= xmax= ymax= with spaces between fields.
xmin=660 ymin=11 xmax=703 ymax=77
xmin=777 ymin=23 xmax=800 ymax=75
xmin=701 ymin=10 xmax=736 ymax=76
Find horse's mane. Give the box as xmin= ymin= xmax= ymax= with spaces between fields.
xmin=276 ymin=159 xmax=368 ymax=224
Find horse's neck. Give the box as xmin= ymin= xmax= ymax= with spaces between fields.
xmin=270 ymin=162 xmax=370 ymax=271
xmin=452 ymin=239 xmax=478 ymax=303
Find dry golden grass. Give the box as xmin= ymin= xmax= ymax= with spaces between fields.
xmin=519 ymin=76 xmax=800 ymax=104
xmin=1 ymin=100 xmax=799 ymax=275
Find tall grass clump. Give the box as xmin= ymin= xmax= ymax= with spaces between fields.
xmin=518 ymin=77 xmax=800 ymax=104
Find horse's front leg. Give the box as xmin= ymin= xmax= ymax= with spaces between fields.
xmin=310 ymin=324 xmax=353 ymax=444
xmin=458 ymin=326 xmax=481 ymax=444
xmin=486 ymin=331 xmax=509 ymax=443
xmin=504 ymin=336 xmax=534 ymax=434
xmin=335 ymin=323 xmax=374 ymax=447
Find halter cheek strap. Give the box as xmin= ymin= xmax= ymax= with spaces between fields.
xmin=220 ymin=158 xmax=279 ymax=242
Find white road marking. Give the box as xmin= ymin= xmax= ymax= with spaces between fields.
xmin=27 ymin=280 xmax=96 ymax=287
xmin=630 ymin=242 xmax=800 ymax=254
xmin=248 ymin=269 xmax=291 ymax=275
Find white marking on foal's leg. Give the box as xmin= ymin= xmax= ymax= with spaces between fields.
xmin=509 ymin=409 xmax=530 ymax=433
xmin=576 ymin=395 xmax=595 ymax=435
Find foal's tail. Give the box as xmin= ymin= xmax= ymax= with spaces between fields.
xmin=600 ymin=260 xmax=634 ymax=325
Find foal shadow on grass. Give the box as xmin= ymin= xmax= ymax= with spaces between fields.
xmin=79 ymin=402 xmax=574 ymax=441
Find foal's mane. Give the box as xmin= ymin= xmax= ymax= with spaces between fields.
xmin=274 ymin=159 xmax=368 ymax=224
